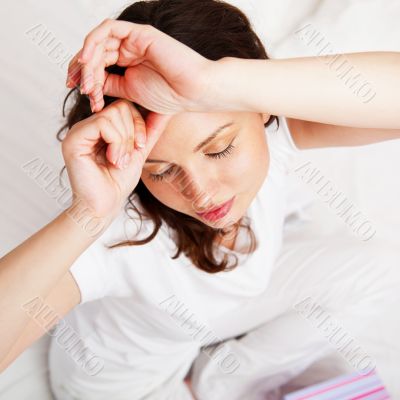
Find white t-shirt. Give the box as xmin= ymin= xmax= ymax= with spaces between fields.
xmin=48 ymin=116 xmax=313 ymax=399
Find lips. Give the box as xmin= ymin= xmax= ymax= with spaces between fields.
xmin=196 ymin=196 xmax=235 ymax=222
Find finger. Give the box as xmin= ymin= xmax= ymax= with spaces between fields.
xmin=69 ymin=37 xmax=118 ymax=91
xmin=127 ymin=103 xmax=147 ymax=149
xmin=67 ymin=51 xmax=80 ymax=86
xmin=80 ymin=63 xmax=94 ymax=94
xmin=90 ymin=48 xmax=108 ymax=102
xmin=102 ymin=73 xmax=129 ymax=99
xmin=82 ymin=40 xmax=107 ymax=95
xmin=85 ymin=50 xmax=118 ymax=112
xmin=115 ymin=102 xmax=132 ymax=167
xmin=119 ymin=103 xmax=136 ymax=165
xmin=101 ymin=105 xmax=128 ymax=168
xmin=85 ymin=45 xmax=110 ymax=103
xmin=104 ymin=50 xmax=119 ymax=66
xmin=142 ymin=112 xmax=173 ymax=158
xmin=90 ymin=82 xmax=104 ymax=113
xmin=95 ymin=117 xmax=123 ymax=169
xmin=76 ymin=115 xmax=121 ymax=168
xmin=104 ymin=37 xmax=120 ymax=52
xmin=80 ymin=19 xmax=135 ymax=62
xmin=67 ymin=52 xmax=83 ymax=88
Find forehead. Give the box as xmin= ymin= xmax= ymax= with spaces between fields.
xmin=149 ymin=111 xmax=241 ymax=154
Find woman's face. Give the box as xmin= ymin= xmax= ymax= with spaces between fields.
xmin=140 ymin=111 xmax=270 ymax=229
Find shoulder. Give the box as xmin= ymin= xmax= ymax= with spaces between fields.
xmin=69 ymin=197 xmax=168 ymax=304
xmin=266 ymin=116 xmax=301 ymax=151
xmin=285 ymin=117 xmax=320 ymax=150
xmin=265 ymin=115 xmax=301 ymax=172
xmin=285 ymin=117 xmax=304 ymax=149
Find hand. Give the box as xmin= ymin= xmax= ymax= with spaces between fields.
xmin=62 ymin=99 xmax=167 ymax=220
xmin=66 ymin=19 xmax=215 ymax=116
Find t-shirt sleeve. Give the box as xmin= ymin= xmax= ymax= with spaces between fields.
xmin=69 ymin=234 xmax=113 ymax=305
xmin=68 ymin=208 xmax=137 ymax=305
xmin=267 ymin=116 xmax=316 ymax=223
xmin=68 ymin=206 xmax=162 ymax=305
xmin=267 ymin=115 xmax=301 ymax=173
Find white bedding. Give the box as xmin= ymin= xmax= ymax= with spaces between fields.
xmin=1 ymin=0 xmax=399 ymax=398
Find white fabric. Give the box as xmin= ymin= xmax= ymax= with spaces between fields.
xmin=48 ymin=116 xmax=309 ymax=400
xmin=189 ymin=232 xmax=400 ymax=399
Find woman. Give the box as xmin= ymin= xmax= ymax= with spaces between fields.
xmin=1 ymin=0 xmax=399 ymax=399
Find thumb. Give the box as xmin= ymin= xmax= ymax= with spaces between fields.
xmin=103 ymin=72 xmax=130 ymax=99
xmin=143 ymin=112 xmax=173 ymax=151
xmin=103 ymin=64 xmax=148 ymax=101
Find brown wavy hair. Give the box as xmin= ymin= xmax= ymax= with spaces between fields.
xmin=57 ymin=0 xmax=279 ymax=273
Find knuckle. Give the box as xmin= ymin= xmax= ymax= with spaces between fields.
xmin=61 ymin=136 xmax=74 ymax=157
xmin=114 ymin=102 xmax=131 ymax=120
xmin=144 ymin=24 xmax=155 ymax=33
xmin=133 ymin=118 xmax=145 ymax=129
xmin=119 ymin=103 xmax=131 ymax=118
xmin=116 ymin=99 xmax=130 ymax=111
xmin=121 ymin=99 xmax=132 ymax=110
xmin=96 ymin=103 xmax=112 ymax=115
xmin=83 ymin=34 xmax=92 ymax=46
xmin=108 ymin=108 xmax=120 ymax=121
xmin=95 ymin=115 xmax=109 ymax=126
xmin=91 ymin=83 xmax=103 ymax=97
xmin=116 ymin=98 xmax=129 ymax=106
xmin=99 ymin=18 xmax=113 ymax=30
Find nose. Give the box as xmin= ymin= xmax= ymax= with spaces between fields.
xmin=168 ymin=165 xmax=220 ymax=211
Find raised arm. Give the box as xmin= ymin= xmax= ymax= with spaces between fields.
xmin=0 ymin=99 xmax=161 ymax=371
xmin=69 ymin=21 xmax=399 ymax=133
xmin=212 ymin=52 xmax=400 ymax=129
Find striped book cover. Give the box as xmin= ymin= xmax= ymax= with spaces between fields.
xmin=283 ymin=370 xmax=391 ymax=399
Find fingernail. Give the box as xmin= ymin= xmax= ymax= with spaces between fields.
xmin=136 ymin=135 xmax=146 ymax=149
xmin=111 ymin=153 xmax=118 ymax=165
xmin=117 ymin=153 xmax=130 ymax=169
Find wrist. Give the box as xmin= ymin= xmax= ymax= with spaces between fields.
xmin=198 ymin=57 xmax=251 ymax=112
xmin=62 ymin=197 xmax=116 ymax=240
xmin=199 ymin=57 xmax=275 ymax=114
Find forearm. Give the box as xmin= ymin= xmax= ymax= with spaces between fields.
xmin=0 ymin=205 xmax=109 ymax=361
xmin=213 ymin=52 xmax=400 ymax=129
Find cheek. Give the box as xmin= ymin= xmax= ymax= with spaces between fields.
xmin=141 ymin=177 xmax=186 ymax=211
xmin=228 ymin=135 xmax=269 ymax=185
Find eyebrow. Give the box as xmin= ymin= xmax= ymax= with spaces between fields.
xmin=145 ymin=122 xmax=234 ymax=164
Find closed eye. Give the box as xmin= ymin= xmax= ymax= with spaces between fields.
xmin=205 ymin=143 xmax=235 ymax=159
xmin=149 ymin=140 xmax=236 ymax=182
